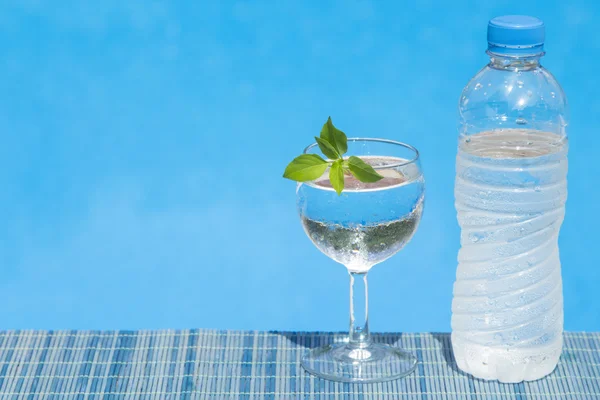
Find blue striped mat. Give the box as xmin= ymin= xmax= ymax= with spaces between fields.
xmin=0 ymin=330 xmax=598 ymax=399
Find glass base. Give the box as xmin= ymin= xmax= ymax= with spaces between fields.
xmin=301 ymin=342 xmax=417 ymax=383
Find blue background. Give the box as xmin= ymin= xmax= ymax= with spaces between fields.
xmin=1 ymin=0 xmax=598 ymax=332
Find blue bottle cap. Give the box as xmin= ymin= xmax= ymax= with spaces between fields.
xmin=487 ymin=15 xmax=545 ymax=56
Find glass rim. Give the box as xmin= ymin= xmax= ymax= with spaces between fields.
xmin=303 ymin=137 xmax=420 ymax=169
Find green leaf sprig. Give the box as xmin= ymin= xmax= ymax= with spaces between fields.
xmin=283 ymin=117 xmax=384 ymax=195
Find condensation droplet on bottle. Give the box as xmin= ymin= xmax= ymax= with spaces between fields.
xmin=470 ymin=232 xmax=484 ymax=243
xmin=516 ymin=118 xmax=527 ymax=125
xmin=475 ymin=83 xmax=483 ymax=90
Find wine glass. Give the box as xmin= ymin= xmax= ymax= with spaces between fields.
xmin=296 ymin=138 xmax=425 ymax=383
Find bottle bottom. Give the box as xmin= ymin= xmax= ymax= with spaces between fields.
xmin=451 ymin=334 xmax=562 ymax=383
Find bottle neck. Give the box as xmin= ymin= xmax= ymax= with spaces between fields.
xmin=487 ymin=52 xmax=543 ymax=71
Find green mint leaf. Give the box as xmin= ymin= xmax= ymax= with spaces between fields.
xmin=283 ymin=154 xmax=329 ymax=182
xmin=320 ymin=117 xmax=348 ymax=156
xmin=314 ymin=136 xmax=340 ymax=160
xmin=347 ymin=156 xmax=384 ymax=183
xmin=329 ymin=160 xmax=344 ymax=195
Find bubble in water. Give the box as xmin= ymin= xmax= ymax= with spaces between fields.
xmin=527 ymin=90 xmax=533 ymax=97
xmin=551 ymin=92 xmax=556 ymax=98
xmin=517 ymin=80 xmax=524 ymax=88
xmin=516 ymin=118 xmax=527 ymax=125
xmin=475 ymin=83 xmax=483 ymax=90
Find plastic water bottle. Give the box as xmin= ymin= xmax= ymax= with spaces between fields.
xmin=451 ymin=16 xmax=568 ymax=383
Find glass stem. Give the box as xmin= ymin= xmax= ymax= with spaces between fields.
xmin=349 ymin=271 xmax=370 ymax=348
